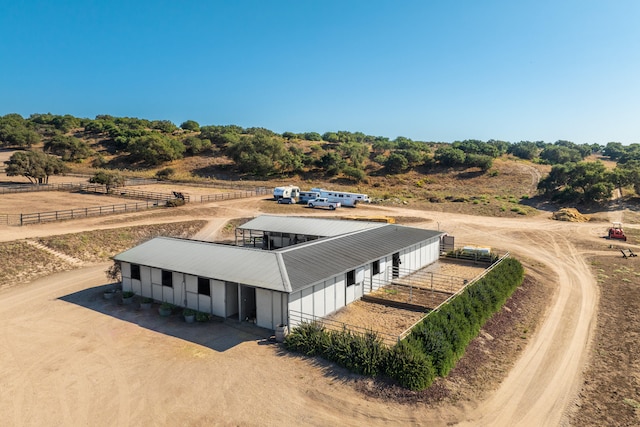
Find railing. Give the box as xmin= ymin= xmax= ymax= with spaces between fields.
xmin=288 ymin=309 xmax=400 ymax=347
xmin=396 ymin=252 xmax=511 ymax=342
xmin=0 ymin=179 xmax=158 ymax=194
xmin=197 ymin=188 xmax=270 ymax=202
xmin=17 ymin=201 xmax=165 ymax=225
xmin=80 ymin=186 xmax=190 ymax=202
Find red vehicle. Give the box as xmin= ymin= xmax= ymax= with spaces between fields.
xmin=608 ymin=222 xmax=627 ymax=241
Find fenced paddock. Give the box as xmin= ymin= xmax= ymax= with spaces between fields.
xmin=0 ymin=178 xmax=157 ymax=195
xmin=16 ymin=201 xmax=165 ymax=225
xmin=289 ymin=254 xmax=510 ymax=347
xmin=289 ymin=308 xmax=409 ymax=347
xmin=197 ymin=188 xmax=270 ymax=202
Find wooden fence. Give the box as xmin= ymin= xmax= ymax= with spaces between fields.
xmin=80 ymin=186 xmax=190 ymax=202
xmin=0 ymin=178 xmax=158 ymax=195
xmin=16 ymin=201 xmax=165 ymax=225
xmin=197 ymin=188 xmax=270 ymax=202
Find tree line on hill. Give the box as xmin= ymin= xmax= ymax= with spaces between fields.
xmin=2 ymin=112 xmax=640 ymax=204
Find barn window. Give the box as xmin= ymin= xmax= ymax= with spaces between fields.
xmin=131 ymin=264 xmax=141 ymax=280
xmin=372 ymin=260 xmax=380 ymax=275
xmin=346 ymin=270 xmax=356 ymax=286
xmin=161 ymin=270 xmax=173 ymax=287
xmin=198 ymin=277 xmax=210 ymax=296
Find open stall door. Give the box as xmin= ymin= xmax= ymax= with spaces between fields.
xmin=225 ymin=282 xmax=239 ymax=319
xmin=240 ymin=286 xmax=256 ymax=322
xmin=392 ymin=252 xmax=401 ymax=278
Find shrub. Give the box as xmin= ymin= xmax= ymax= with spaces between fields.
xmin=284 ymin=257 xmax=524 ymax=391
xmin=156 ymin=167 xmax=175 ymax=180
xmin=384 ymin=340 xmax=436 ymax=390
xmin=196 ymin=312 xmax=210 ymax=322
xmin=284 ymin=322 xmax=328 ymax=356
xmin=166 ymin=198 xmax=185 ymax=207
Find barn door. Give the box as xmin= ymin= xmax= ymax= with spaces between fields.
xmin=392 ymin=252 xmax=402 ymax=278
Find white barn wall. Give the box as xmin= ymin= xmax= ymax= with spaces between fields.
xmin=121 ymin=262 xmax=132 ymax=292
xmin=172 ymin=272 xmax=183 ymax=305
xmin=325 ymin=278 xmax=336 ymax=314
xmin=256 ymin=288 xmax=273 ymax=329
xmin=255 ymin=289 xmax=286 ymax=329
xmin=313 ymin=283 xmax=325 ymax=317
xmin=141 ymin=266 xmax=151 ymax=297
xmin=211 ymin=280 xmax=225 ymax=317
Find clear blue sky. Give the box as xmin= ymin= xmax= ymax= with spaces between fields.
xmin=1 ymin=1 xmax=638 ymax=144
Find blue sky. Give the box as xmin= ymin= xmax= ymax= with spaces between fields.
xmin=1 ymin=1 xmax=638 ymax=144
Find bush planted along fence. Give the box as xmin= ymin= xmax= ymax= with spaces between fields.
xmin=284 ymin=257 xmax=525 ymax=390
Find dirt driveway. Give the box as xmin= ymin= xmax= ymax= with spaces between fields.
xmin=0 ymin=196 xmax=625 ymax=426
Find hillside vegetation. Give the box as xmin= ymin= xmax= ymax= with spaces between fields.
xmin=2 ymin=113 xmax=640 ymax=213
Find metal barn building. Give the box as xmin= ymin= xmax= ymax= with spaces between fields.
xmin=114 ymin=216 xmax=443 ymax=331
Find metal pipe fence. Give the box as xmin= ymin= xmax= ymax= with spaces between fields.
xmin=288 ymin=309 xmax=400 ymax=347
xmin=396 ymin=252 xmax=511 ymax=342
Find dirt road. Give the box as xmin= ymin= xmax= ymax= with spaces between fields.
xmin=0 ymin=198 xmax=613 ymax=426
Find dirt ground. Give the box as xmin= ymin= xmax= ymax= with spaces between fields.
xmin=1 ymin=187 xmax=639 ymax=426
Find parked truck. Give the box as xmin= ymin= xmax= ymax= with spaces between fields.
xmin=307 ymin=198 xmax=340 ymax=210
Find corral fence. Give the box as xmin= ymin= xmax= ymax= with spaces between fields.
xmin=396 ymin=252 xmax=511 ymax=342
xmin=197 ymin=187 xmax=270 ymax=202
xmin=80 ymin=185 xmax=190 ymax=202
xmin=13 ymin=201 xmax=166 ymax=226
xmin=0 ymin=178 xmax=157 ymax=195
xmin=286 ymin=252 xmax=510 ymax=348
xmin=0 ymin=185 xmax=273 ymax=226
xmin=288 ymin=309 xmax=400 ymax=347
xmin=362 ymin=268 xmax=469 ymax=312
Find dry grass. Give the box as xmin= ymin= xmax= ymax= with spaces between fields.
xmin=0 ymin=241 xmax=70 ymax=291
xmin=37 ymin=220 xmax=207 ymax=262
xmin=0 ymin=220 xmax=207 ymax=292
xmin=569 ymin=254 xmax=640 ymax=426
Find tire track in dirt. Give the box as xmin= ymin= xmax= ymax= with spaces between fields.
xmin=457 ymin=228 xmax=597 ymax=426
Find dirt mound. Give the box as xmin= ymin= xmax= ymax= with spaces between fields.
xmin=552 ymin=208 xmax=589 ymax=222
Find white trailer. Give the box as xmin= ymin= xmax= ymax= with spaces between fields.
xmin=299 ymin=191 xmax=320 ymax=203
xmin=273 ymin=186 xmax=300 ymax=200
xmin=310 ymin=188 xmax=370 ymax=207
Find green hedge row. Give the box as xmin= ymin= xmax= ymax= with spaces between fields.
xmin=284 ymin=257 xmax=525 ymax=390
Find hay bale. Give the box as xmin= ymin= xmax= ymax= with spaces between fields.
xmin=552 ymin=208 xmax=590 ymax=222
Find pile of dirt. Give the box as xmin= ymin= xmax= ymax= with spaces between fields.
xmin=552 ymin=208 xmax=589 ymax=222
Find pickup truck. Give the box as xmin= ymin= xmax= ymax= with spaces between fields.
xmin=307 ymin=198 xmax=340 ymax=210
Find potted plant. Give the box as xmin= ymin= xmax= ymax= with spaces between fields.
xmin=158 ymin=302 xmax=173 ymax=317
xmin=140 ymin=297 xmax=153 ymax=310
xmin=196 ymin=311 xmax=210 ymax=323
xmin=103 ymin=288 xmax=117 ymax=300
xmin=183 ymin=308 xmax=196 ymax=323
xmin=122 ymin=291 xmax=135 ymax=305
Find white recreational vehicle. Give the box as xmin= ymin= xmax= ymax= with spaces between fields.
xmin=310 ymin=188 xmax=370 ymax=207
xmin=273 ymin=186 xmax=300 ymax=200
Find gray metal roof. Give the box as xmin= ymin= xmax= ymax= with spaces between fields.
xmin=278 ymin=225 xmax=442 ymax=292
xmin=114 ymin=237 xmax=291 ymax=292
xmin=238 ymin=215 xmax=385 ymax=237
xmin=114 ymin=222 xmax=442 ymax=295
